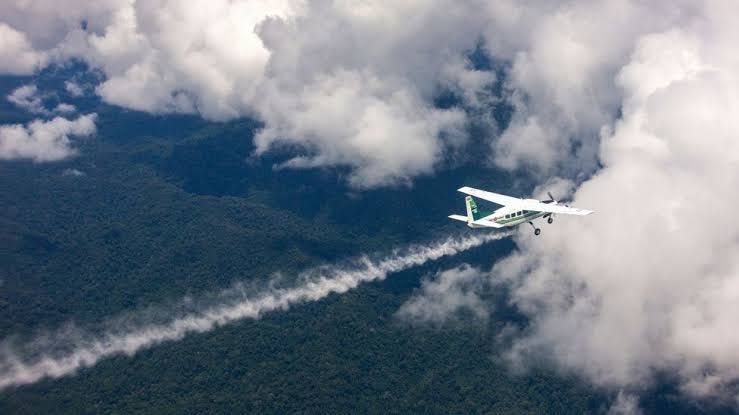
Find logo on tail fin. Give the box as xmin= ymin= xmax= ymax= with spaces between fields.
xmin=465 ymin=196 xmax=489 ymax=221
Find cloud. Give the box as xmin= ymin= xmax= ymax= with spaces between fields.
xmin=607 ymin=392 xmax=642 ymax=415
xmin=492 ymin=3 xmax=739 ymax=398
xmin=0 ymin=1 xmax=708 ymax=186
xmin=64 ymin=81 xmax=84 ymax=97
xmin=53 ymin=103 xmax=76 ymax=114
xmin=250 ymin=1 xmax=494 ymax=187
xmin=0 ymin=23 xmax=48 ymax=74
xmin=0 ymin=0 xmax=494 ymax=187
xmin=7 ymin=84 xmax=76 ymax=115
xmin=0 ymin=114 xmax=97 ymax=162
xmin=378 ymin=2 xmax=739 ymax=404
xmin=61 ymin=167 xmax=84 ymax=177
xmin=481 ymin=0 xmax=695 ymax=175
xmin=0 ymin=231 xmax=509 ymax=390
xmin=396 ymin=264 xmax=490 ymax=325
xmin=7 ymin=84 xmax=47 ymax=114
xmin=255 ymin=70 xmax=468 ymax=187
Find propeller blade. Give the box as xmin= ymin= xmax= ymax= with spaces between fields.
xmin=547 ymin=191 xmax=555 ymax=202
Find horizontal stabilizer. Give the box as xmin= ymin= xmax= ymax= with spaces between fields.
xmin=448 ymin=214 xmax=468 ymax=222
xmin=471 ymin=219 xmax=505 ymax=228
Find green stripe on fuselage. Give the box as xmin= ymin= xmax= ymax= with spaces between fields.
xmin=493 ymin=210 xmax=542 ymax=225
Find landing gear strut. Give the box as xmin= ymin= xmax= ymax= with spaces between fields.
xmin=544 ymin=213 xmax=554 ymax=224
xmin=529 ymin=221 xmax=541 ymax=236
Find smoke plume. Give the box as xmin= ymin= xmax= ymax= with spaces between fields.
xmin=0 ymin=231 xmax=510 ymax=390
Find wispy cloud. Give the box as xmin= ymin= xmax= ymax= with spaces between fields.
xmin=396 ymin=264 xmax=490 ymax=325
xmin=64 ymin=81 xmax=84 ymax=97
xmin=0 ymin=231 xmax=511 ymax=390
xmin=7 ymin=84 xmax=47 ymax=115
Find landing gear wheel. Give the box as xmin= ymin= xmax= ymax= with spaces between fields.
xmin=547 ymin=217 xmax=553 ymax=224
xmin=528 ymin=221 xmax=539 ymax=235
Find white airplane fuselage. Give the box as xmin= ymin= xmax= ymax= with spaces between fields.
xmin=467 ymin=202 xmax=548 ymax=228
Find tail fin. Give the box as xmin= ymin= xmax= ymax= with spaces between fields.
xmin=465 ymin=196 xmax=488 ymax=221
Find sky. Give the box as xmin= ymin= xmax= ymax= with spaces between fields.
xmin=1 ymin=0 xmax=738 ymax=409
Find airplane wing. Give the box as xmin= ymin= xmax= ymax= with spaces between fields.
xmin=458 ymin=186 xmax=594 ymax=215
xmin=457 ymin=186 xmax=522 ymax=206
xmin=520 ymin=201 xmax=594 ymax=216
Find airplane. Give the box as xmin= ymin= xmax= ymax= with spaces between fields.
xmin=449 ymin=186 xmax=593 ymax=235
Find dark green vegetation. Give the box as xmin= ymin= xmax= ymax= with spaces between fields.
xmin=0 ymin=68 xmax=725 ymax=414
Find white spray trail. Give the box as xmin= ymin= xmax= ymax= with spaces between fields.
xmin=0 ymin=231 xmax=510 ymax=390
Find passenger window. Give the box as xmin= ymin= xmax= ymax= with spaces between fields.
xmin=518 ymin=211 xmax=523 ymax=216
xmin=505 ymin=214 xmax=510 ymax=219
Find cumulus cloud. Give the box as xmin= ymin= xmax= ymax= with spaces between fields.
xmin=250 ymin=1 xmax=493 ymax=186
xmin=0 ymin=0 xmax=495 ymax=187
xmin=396 ymin=264 xmax=490 ymax=325
xmin=255 ymin=70 xmax=467 ymax=187
xmin=492 ymin=2 xmax=739 ymax=399
xmin=0 ymin=23 xmax=48 ymax=74
xmin=481 ymin=0 xmax=697 ymax=175
xmin=0 ymin=0 xmax=703 ymax=185
xmin=0 ymin=114 xmax=97 ymax=162
xmin=365 ymin=2 xmax=739 ymax=404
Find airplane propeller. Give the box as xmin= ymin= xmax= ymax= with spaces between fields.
xmin=542 ymin=191 xmax=556 ymax=204
xmin=542 ymin=191 xmax=559 ymax=224
xmin=542 ymin=191 xmax=573 ymax=207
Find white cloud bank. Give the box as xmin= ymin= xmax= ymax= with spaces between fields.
xmin=402 ymin=2 xmax=739 ymax=401
xmin=0 ymin=0 xmax=711 ymax=185
xmin=493 ymin=11 xmax=739 ymax=397
xmin=0 ymin=231 xmax=509 ymax=390
xmin=0 ymin=114 xmax=97 ymax=161
xmin=0 ymin=0 xmax=491 ymax=187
